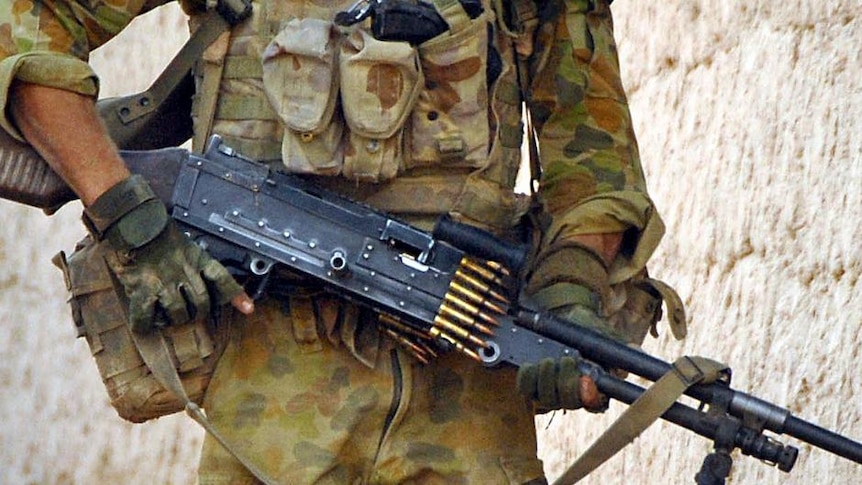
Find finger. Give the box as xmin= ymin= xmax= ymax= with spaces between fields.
xmin=579 ymin=376 xmax=606 ymax=411
xmin=183 ymin=256 xmax=211 ymax=300
xmin=179 ymin=279 xmax=211 ymax=321
xmin=200 ymin=258 xmax=245 ymax=305
xmin=557 ymin=357 xmax=583 ymax=409
xmin=231 ymin=292 xmax=255 ymax=315
xmin=159 ymin=285 xmax=192 ymax=326
xmin=129 ymin=293 xmax=158 ymax=333
xmin=538 ymin=358 xmax=560 ymax=409
xmin=516 ymin=363 xmax=539 ymax=400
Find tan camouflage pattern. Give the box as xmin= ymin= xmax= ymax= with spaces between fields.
xmin=199 ymin=298 xmax=545 ymax=484
xmin=407 ymin=11 xmax=490 ymax=169
xmin=527 ymin=0 xmax=664 ymax=284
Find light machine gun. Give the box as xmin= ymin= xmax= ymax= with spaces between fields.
xmin=4 ymin=136 xmax=862 ymax=483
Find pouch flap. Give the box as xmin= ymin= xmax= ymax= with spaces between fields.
xmin=262 ymin=18 xmax=339 ymax=134
xmin=340 ymin=29 xmax=422 ymax=139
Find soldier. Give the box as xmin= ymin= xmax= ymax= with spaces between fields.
xmin=1 ymin=0 xmax=680 ymax=483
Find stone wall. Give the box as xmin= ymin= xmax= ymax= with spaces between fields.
xmin=1 ymin=1 xmax=859 ymax=483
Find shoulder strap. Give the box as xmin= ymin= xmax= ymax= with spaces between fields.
xmin=130 ymin=328 xmax=279 ymax=485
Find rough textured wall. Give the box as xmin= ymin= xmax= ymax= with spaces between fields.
xmin=538 ymin=2 xmax=862 ymax=484
xmin=1 ymin=1 xmax=859 ymax=484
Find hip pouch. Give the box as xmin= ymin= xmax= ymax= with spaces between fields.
xmin=53 ymin=237 xmax=222 ymax=423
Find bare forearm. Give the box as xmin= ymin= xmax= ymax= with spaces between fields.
xmin=11 ymin=82 xmax=255 ymax=314
xmin=10 ymin=83 xmax=130 ymax=206
xmin=571 ymin=233 xmax=623 ymax=267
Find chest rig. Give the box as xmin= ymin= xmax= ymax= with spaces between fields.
xmin=190 ymin=0 xmax=539 ymax=233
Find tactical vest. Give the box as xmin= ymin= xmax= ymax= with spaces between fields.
xmin=190 ymin=0 xmax=537 ymax=233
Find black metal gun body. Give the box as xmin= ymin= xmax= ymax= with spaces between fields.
xmin=126 ymin=137 xmax=860 ymax=478
xmin=171 ymin=139 xmax=466 ymax=333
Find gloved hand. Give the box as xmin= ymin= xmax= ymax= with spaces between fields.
xmin=516 ymin=356 xmax=587 ymax=410
xmin=84 ymin=175 xmax=245 ymax=333
xmin=517 ymin=242 xmax=619 ymax=412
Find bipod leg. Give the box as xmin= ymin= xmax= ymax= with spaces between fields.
xmin=694 ymin=408 xmax=739 ymax=484
xmin=694 ymin=448 xmax=733 ymax=485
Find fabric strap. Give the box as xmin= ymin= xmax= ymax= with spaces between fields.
xmin=192 ymin=27 xmax=232 ymax=152
xmin=129 ymin=328 xmax=278 ymax=485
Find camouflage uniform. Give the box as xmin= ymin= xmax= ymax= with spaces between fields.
xmin=199 ymin=298 xmax=544 ymax=484
xmin=1 ymin=0 xmax=664 ymax=483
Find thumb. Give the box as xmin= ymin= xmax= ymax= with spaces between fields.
xmin=231 ymin=292 xmax=255 ymax=315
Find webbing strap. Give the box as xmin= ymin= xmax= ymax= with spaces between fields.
xmin=214 ymin=95 xmax=278 ymax=121
xmin=552 ymin=356 xmax=729 ymax=485
xmin=641 ymin=276 xmax=688 ymax=340
xmin=130 ymin=328 xmax=279 ymax=485
xmin=192 ymin=28 xmax=232 ymax=152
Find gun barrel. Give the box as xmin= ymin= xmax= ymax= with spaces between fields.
xmin=785 ymin=414 xmax=862 ymax=465
xmin=432 ymin=214 xmax=527 ymax=274
xmin=593 ymin=369 xmax=799 ymax=471
xmin=515 ymin=308 xmax=862 ymax=465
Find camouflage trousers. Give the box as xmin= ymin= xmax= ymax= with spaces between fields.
xmin=198 ymin=297 xmax=546 ymax=484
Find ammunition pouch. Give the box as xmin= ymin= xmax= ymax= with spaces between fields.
xmin=53 ymin=236 xmax=224 ymax=423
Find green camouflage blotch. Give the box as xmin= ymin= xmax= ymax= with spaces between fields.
xmin=266 ymin=354 xmax=293 ymax=377
xmin=331 ymin=386 xmax=380 ymax=431
xmin=563 ymin=124 xmax=615 ymax=157
xmin=406 ymin=441 xmax=457 ymax=463
xmin=233 ymin=393 xmax=268 ymax=429
xmin=428 ymin=367 xmax=464 ymax=423
xmin=293 ymin=441 xmax=337 ymax=468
